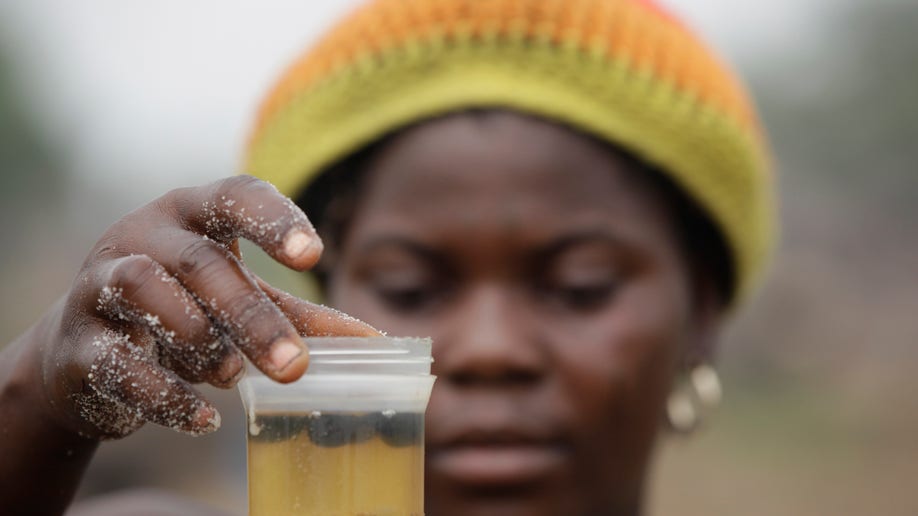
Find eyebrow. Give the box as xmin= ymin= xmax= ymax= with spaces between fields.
xmin=354 ymin=235 xmax=444 ymax=262
xmin=357 ymin=229 xmax=625 ymax=254
xmin=534 ymin=229 xmax=630 ymax=259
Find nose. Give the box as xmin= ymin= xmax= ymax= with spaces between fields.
xmin=435 ymin=283 xmax=548 ymax=387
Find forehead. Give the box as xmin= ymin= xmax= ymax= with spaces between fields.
xmin=352 ymin=111 xmax=674 ymax=244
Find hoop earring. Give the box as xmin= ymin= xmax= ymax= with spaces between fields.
xmin=666 ymin=363 xmax=722 ymax=434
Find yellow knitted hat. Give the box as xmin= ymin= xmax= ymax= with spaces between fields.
xmin=245 ymin=0 xmax=776 ymax=303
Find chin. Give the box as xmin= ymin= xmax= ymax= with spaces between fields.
xmin=425 ymin=487 xmax=564 ymax=516
xmin=425 ymin=475 xmax=641 ymax=516
xmin=425 ymin=472 xmax=584 ymax=516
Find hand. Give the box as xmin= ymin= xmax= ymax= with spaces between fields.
xmin=38 ymin=175 xmax=378 ymax=439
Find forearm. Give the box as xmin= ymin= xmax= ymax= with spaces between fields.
xmin=0 ymin=311 xmax=99 ymax=515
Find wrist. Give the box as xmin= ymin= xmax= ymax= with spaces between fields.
xmin=2 ymin=304 xmax=101 ymax=442
xmin=0 ymin=312 xmax=100 ymax=513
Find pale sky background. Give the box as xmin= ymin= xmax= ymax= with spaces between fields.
xmin=0 ymin=0 xmax=846 ymax=202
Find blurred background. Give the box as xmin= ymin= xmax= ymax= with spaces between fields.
xmin=1 ymin=0 xmax=916 ymax=514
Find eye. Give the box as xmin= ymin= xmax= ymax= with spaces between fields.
xmin=371 ymin=277 xmax=448 ymax=314
xmin=535 ymin=239 xmax=628 ymax=313
xmin=377 ymin=285 xmax=435 ymax=312
xmin=546 ymin=280 xmax=618 ymax=312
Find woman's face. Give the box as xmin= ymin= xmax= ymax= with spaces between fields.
xmin=326 ymin=112 xmax=714 ymax=515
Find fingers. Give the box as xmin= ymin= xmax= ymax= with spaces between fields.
xmin=165 ymin=175 xmax=323 ymax=271
xmin=256 ymin=277 xmax=382 ymax=337
xmin=92 ymin=255 xmax=245 ymax=388
xmin=157 ymin=337 xmax=245 ymax=389
xmin=62 ymin=175 xmax=379 ymax=440
xmin=95 ymin=254 xmax=209 ymax=344
xmin=91 ymin=249 xmax=382 ymax=391
xmin=115 ymin=176 xmax=338 ymax=382
xmin=143 ymin=229 xmax=309 ymax=383
xmin=86 ymin=176 xmax=377 ymax=388
xmin=73 ymin=325 xmax=218 ymax=438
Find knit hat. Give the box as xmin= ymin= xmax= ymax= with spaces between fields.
xmin=245 ymin=0 xmax=775 ymax=303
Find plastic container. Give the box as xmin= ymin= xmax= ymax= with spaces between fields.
xmin=239 ymin=336 xmax=435 ymax=516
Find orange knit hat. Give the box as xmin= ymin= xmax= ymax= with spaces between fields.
xmin=245 ymin=0 xmax=776 ymax=303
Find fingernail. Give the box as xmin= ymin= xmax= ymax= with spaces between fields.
xmin=216 ymin=353 xmax=245 ymax=386
xmin=270 ymin=338 xmax=303 ymax=372
xmin=284 ymin=229 xmax=319 ymax=260
xmin=193 ymin=405 xmax=221 ymax=434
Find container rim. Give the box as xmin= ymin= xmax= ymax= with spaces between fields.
xmin=245 ymin=336 xmax=433 ymax=376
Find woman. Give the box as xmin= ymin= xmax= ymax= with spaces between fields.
xmin=0 ymin=0 xmax=774 ymax=514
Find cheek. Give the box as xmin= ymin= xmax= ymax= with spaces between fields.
xmin=556 ymin=259 xmax=690 ymax=415
xmin=556 ymin=315 xmax=679 ymax=431
xmin=544 ymin=281 xmax=688 ymax=487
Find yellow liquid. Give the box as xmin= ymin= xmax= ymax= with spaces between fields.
xmin=247 ymin=412 xmax=424 ymax=516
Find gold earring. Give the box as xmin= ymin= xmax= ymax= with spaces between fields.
xmin=690 ymin=363 xmax=722 ymax=410
xmin=666 ymin=363 xmax=722 ymax=434
xmin=666 ymin=387 xmax=698 ymax=434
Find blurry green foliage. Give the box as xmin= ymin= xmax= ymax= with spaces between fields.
xmin=756 ymin=2 xmax=918 ymax=209
xmin=0 ymin=47 xmax=63 ymax=242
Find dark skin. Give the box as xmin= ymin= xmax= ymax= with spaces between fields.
xmin=326 ymin=112 xmax=723 ymax=515
xmin=0 ymin=112 xmax=722 ymax=515
xmin=0 ymin=177 xmax=379 ymax=515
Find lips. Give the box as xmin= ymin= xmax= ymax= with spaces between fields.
xmin=428 ymin=427 xmax=570 ymax=487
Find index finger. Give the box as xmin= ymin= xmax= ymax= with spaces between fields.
xmin=164 ymin=175 xmax=322 ymax=271
xmin=256 ymin=277 xmax=383 ymax=338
